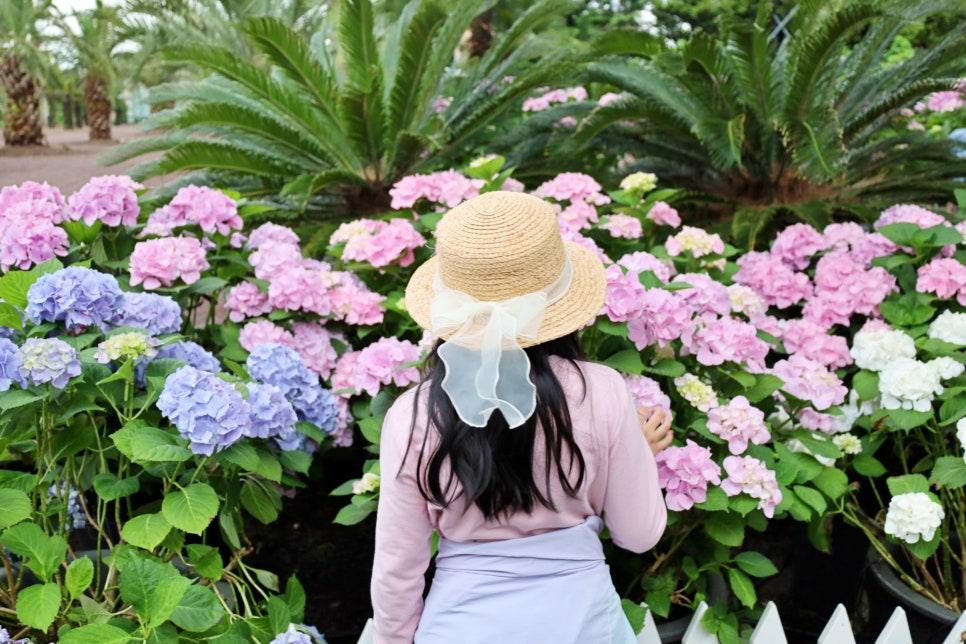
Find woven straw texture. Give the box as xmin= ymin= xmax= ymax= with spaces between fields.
xmin=405 ymin=191 xmax=607 ymax=347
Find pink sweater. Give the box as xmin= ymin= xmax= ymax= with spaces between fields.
xmin=370 ymin=359 xmax=667 ymax=643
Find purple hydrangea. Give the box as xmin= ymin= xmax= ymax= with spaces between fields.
xmin=157 ymin=365 xmax=250 ymax=455
xmin=135 ymin=340 xmax=221 ymax=388
xmin=0 ymin=624 xmax=32 ymax=644
xmin=246 ymin=343 xmax=338 ymax=434
xmin=0 ymin=338 xmax=21 ymax=391
xmin=112 ymin=292 xmax=183 ymax=334
xmin=26 ymin=267 xmax=123 ymax=332
xmin=17 ymin=338 xmax=82 ymax=389
xmin=246 ymin=382 xmax=299 ymax=449
xmin=67 ymin=175 xmax=143 ymax=227
xmin=269 ymin=624 xmax=317 ymax=644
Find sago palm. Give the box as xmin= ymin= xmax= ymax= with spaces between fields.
xmin=0 ymin=0 xmax=53 ymax=146
xmin=572 ymin=0 xmax=966 ymax=245
xmin=105 ymin=0 xmax=579 ymax=219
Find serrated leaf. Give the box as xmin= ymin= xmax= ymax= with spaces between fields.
xmin=852 ymin=453 xmax=887 ymax=477
xmin=119 ymin=556 xmax=177 ymax=616
xmin=810 ymin=467 xmax=849 ymax=501
xmin=0 ymin=389 xmax=43 ymax=411
xmin=240 ymin=479 xmax=281 ymax=525
xmin=130 ymin=427 xmax=193 ymax=463
xmin=929 ymin=456 xmax=966 ymax=490
xmin=887 ymin=474 xmax=930 ymax=496
xmin=219 ymin=441 xmax=260 ymax=471
xmin=16 ymin=583 xmax=61 ymax=630
xmin=121 ymin=513 xmax=172 ymax=550
xmin=695 ymin=486 xmax=729 ymax=511
xmin=170 ymin=584 xmax=227 ymax=632
xmin=283 ymin=576 xmax=306 ymax=623
xmin=727 ymin=568 xmax=756 ymax=608
xmin=162 ymin=484 xmax=220 ymax=535
xmin=59 ymin=623 xmax=133 ymax=644
xmin=882 ymin=408 xmax=934 ymax=431
xmin=604 ymin=349 xmax=644 ymax=375
xmin=0 ymin=488 xmax=31 ymax=528
xmin=734 ymin=551 xmax=778 ymax=578
xmin=93 ymin=473 xmax=140 ymax=501
xmin=704 ymin=512 xmax=744 ymax=547
xmin=621 ymin=599 xmax=647 ymax=635
xmin=0 ymin=270 xmax=40 ymax=308
xmin=186 ymin=544 xmax=224 ymax=581
xmin=642 ymin=358 xmax=686 ymax=378
xmin=66 ymin=557 xmax=95 ymax=600
xmin=146 ymin=576 xmax=193 ymax=628
xmin=793 ymin=485 xmax=828 ymax=514
xmin=1 ymin=522 xmax=66 ymax=582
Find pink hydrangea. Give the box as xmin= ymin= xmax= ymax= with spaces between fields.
xmin=672 ymin=273 xmax=731 ymax=316
xmin=781 ymin=319 xmax=853 ymax=369
xmin=330 ymin=219 xmax=383 ymax=245
xmin=559 ymin=226 xmax=611 ymax=264
xmin=655 ymin=439 xmax=722 ymax=511
xmin=68 ymin=175 xmax=143 ymax=227
xmin=521 ymin=86 xmax=588 ymax=112
xmin=162 ymin=185 xmax=242 ymax=235
xmin=624 ymin=375 xmax=671 ymax=414
xmin=534 ymin=173 xmax=610 ymax=205
xmin=341 ymin=219 xmax=426 ymax=268
xmin=349 ymin=338 xmax=422 ymax=396
xmin=802 ymin=292 xmax=856 ymax=329
xmin=329 ymin=396 xmax=354 ymax=446
xmin=627 ymin=289 xmax=695 ymax=349
xmin=917 ymin=258 xmax=966 ymax=304
xmin=875 ymin=204 xmax=948 ymax=230
xmin=501 ymin=177 xmax=525 ymax=192
xmin=598 ymin=92 xmax=621 ymax=106
xmin=771 ymin=354 xmax=848 ymax=410
xmin=268 ymin=267 xmax=332 ymax=315
xmin=797 ymin=408 xmax=838 ymax=434
xmin=646 ymin=201 xmax=681 ymax=227
xmin=248 ymin=222 xmax=300 ymax=249
xmin=249 ymin=240 xmax=304 ymax=281
xmin=727 ymin=284 xmax=765 ymax=318
xmin=720 ymin=455 xmax=782 ymax=518
xmin=618 ymin=251 xmax=674 ymax=283
xmin=239 ymin=320 xmax=294 ymax=352
xmin=0 ymin=210 xmax=70 ymax=272
xmin=0 ymin=181 xmax=68 ymax=222
xmin=230 ymin=232 xmax=247 ymax=248
xmin=600 ymin=214 xmax=642 ymax=239
xmin=811 ymin=252 xmax=897 ymax=320
xmin=707 ymin=396 xmax=769 ymax=455
xmin=686 ymin=315 xmax=770 ymax=372
xmin=388 ymin=170 xmax=484 ymax=210
xmin=557 ymin=200 xmax=600 ymax=230
xmin=602 ymin=264 xmax=646 ymax=322
xmin=330 ymin=350 xmax=360 ymax=397
xmin=771 ymin=223 xmax=828 ymax=270
xmin=665 ymin=226 xmax=724 ymax=258
xmin=291 ymin=322 xmax=339 ymax=379
xmin=926 ymin=90 xmax=964 ymax=113
xmin=329 ymin=285 xmax=386 ymax=326
xmin=224 ymin=281 xmax=273 ymax=322
xmin=129 ymin=236 xmax=209 ymax=289
xmin=734 ymin=251 xmax=813 ymax=308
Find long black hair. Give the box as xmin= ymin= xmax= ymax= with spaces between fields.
xmin=406 ymin=332 xmax=588 ymax=520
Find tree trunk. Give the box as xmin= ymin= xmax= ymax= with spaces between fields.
xmin=0 ymin=54 xmax=45 ymax=146
xmin=46 ymin=92 xmax=58 ymax=128
xmin=64 ymin=94 xmax=74 ymax=129
xmin=73 ymin=100 xmax=84 ymax=129
xmin=84 ymin=74 xmax=112 ymax=140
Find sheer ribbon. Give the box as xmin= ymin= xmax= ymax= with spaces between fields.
xmin=431 ymin=256 xmax=573 ymax=428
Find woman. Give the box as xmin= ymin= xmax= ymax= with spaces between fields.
xmin=371 ymin=191 xmax=668 ymax=643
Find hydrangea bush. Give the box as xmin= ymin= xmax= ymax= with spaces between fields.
xmin=0 ymin=179 xmax=334 ymax=643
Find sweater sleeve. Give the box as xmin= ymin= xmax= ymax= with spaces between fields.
xmin=600 ymin=377 xmax=667 ymax=554
xmin=370 ymin=394 xmax=434 ymax=644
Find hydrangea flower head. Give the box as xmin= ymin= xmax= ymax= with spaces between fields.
xmin=112 ymin=292 xmax=182 ymax=335
xmin=0 ymin=211 xmax=70 ymax=272
xmin=291 ymin=322 xmax=339 ymax=378
xmin=600 ymin=214 xmax=642 ymax=239
xmin=655 ymin=439 xmax=722 ymax=511
xmin=770 ymin=223 xmax=828 ymax=270
xmin=875 ymin=204 xmax=948 ymax=230
xmin=673 ymin=374 xmax=718 ymax=411
xmin=25 ymin=266 xmax=123 ymax=332
xmin=249 ymin=240 xmax=304 ymax=281
xmin=352 ymin=472 xmax=381 ymax=495
xmin=771 ymin=354 xmax=848 ymax=410
xmin=247 ymin=222 xmax=300 ymax=249
xmin=928 ymin=311 xmax=966 ymax=345
xmin=17 ymin=338 xmax=82 ymax=388
xmin=225 ymin=281 xmax=273 ymax=323
xmin=687 ymin=315 xmax=770 ymax=373
xmin=646 ymin=201 xmax=681 ymax=228
xmin=618 ymin=251 xmax=674 ymax=283
xmin=135 ymin=340 xmax=221 ymax=388
xmin=239 ymin=320 xmax=295 ymax=352
xmin=733 ymin=251 xmax=812 ymax=309
xmin=849 ymin=324 xmax=917 ymax=372
xmin=619 ymin=172 xmax=658 ymax=195
xmin=245 ymin=382 xmax=299 ymax=449
xmin=268 ymin=624 xmax=316 ymax=644
xmin=626 ymin=288 xmax=694 ymax=349
xmin=0 ymin=338 xmax=22 ymax=391
xmin=95 ymin=332 xmax=160 ymax=365
xmin=0 ymin=181 xmax=68 ymax=221
xmin=884 ymin=492 xmax=944 ymax=544
xmin=665 ymin=226 xmax=724 ymax=258
xmin=67 ymin=175 xmax=143 ymax=227
xmin=157 ymin=365 xmax=249 ymax=455
xmin=602 ymin=264 xmax=646 ymax=322
xmin=389 ymin=170 xmax=484 ymax=210
xmin=720 ymin=455 xmax=782 ymax=518
xmin=341 ymin=218 xmax=426 ymax=268
xmin=877 ymin=357 xmax=945 ymax=412
xmin=534 ymin=173 xmax=610 ymax=205
xmin=916 ymin=258 xmax=966 ymax=304
xmin=623 ymin=375 xmax=671 ymax=414
xmin=349 ymin=338 xmax=422 ymax=397
xmin=129 ymin=237 xmax=210 ymax=289
xmin=246 ymin=343 xmax=339 ymax=434
xmin=707 ymin=396 xmax=770 ymax=455
xmin=164 ymin=185 xmax=242 ymax=235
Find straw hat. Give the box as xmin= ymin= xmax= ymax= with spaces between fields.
xmin=405 ymin=191 xmax=607 ymax=347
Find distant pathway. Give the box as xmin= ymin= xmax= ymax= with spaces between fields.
xmin=0 ymin=124 xmax=166 ymax=194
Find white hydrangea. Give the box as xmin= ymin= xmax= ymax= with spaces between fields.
xmin=928 ymin=356 xmax=965 ymax=380
xmin=727 ymin=284 xmax=765 ymax=317
xmin=673 ymin=373 xmax=719 ymax=411
xmin=834 ymin=389 xmax=875 ymax=434
xmin=927 ymin=311 xmax=966 ymax=345
xmin=878 ymin=357 xmax=944 ymax=412
xmin=832 ymin=433 xmax=862 ymax=455
xmin=352 ymin=472 xmax=380 ymax=495
xmin=958 ymin=418 xmax=966 ymax=464
xmin=884 ymin=492 xmax=944 ymax=544
xmin=850 ymin=328 xmax=916 ymax=372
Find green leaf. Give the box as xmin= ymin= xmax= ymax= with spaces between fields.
xmin=939 ymin=395 xmax=966 ymax=425
xmin=852 ymin=454 xmax=887 ymax=477
xmin=186 ymin=544 xmax=224 ymax=581
xmin=695 ymin=486 xmax=729 ymax=511
xmin=146 ymin=624 xmax=178 ymax=644
xmin=904 ymin=531 xmax=942 ymax=560
xmin=170 ymin=584 xmax=227 ymax=633
xmin=810 ymin=467 xmax=849 ymax=501
xmin=734 ymin=551 xmax=778 ymax=578
xmin=604 ymin=349 xmax=644 ymax=375
xmin=333 ymin=499 xmax=377 ymax=526
xmin=186 ymin=277 xmax=228 ymax=294
xmin=16 ymin=583 xmax=61 ymax=630
xmin=0 ymin=488 xmax=31 ymax=528
xmin=121 ymin=513 xmax=172 ymax=550
xmin=622 ymin=599 xmax=647 ymax=635
xmin=280 ymin=449 xmax=312 ymax=474
xmin=743 ymin=374 xmax=784 ymax=403
xmin=793 ymin=485 xmax=828 ymax=514
xmin=876 ymin=222 xmax=921 ymax=247
xmin=283 ymin=577 xmax=306 ymax=624
xmin=219 ymin=442 xmax=260 ymax=472
xmin=727 ymin=568 xmax=756 ymax=608
xmin=882 ymin=408 xmax=933 ymax=431
xmin=642 ymin=572 xmax=674 ymax=618
xmin=704 ymin=512 xmax=744 ymax=547
xmin=162 ymin=484 xmax=220 ymax=535
xmin=130 ymin=427 xmax=193 ymax=463
xmin=240 ymin=479 xmax=281 ymax=525
xmin=641 ymin=358 xmax=686 ymax=378
xmin=788 ymin=430 xmax=842 ymax=459
xmin=879 ymin=294 xmax=936 ymax=328
xmin=358 ymin=416 xmax=382 ymax=445
xmin=887 ymin=474 xmax=930 ymax=496
xmin=1 ymin=522 xmax=66 ymax=582
xmin=268 ymin=595 xmax=291 ymax=639
xmin=146 ymin=576 xmax=193 ymax=628
xmin=0 ymin=302 xmax=23 ymax=331
xmin=93 ymin=473 xmax=140 ymax=501
xmin=252 ymin=448 xmax=283 ymax=482
xmin=59 ymin=623 xmax=133 ymax=644
xmin=66 ymin=557 xmax=95 ymax=600
xmin=0 ymin=389 xmax=43 ymax=411
xmin=595 ymin=319 xmax=629 ymax=337
xmin=929 ymin=456 xmax=966 ymax=490
xmin=120 ymin=556 xmax=177 ymax=616
xmin=852 ymin=370 xmax=879 ymax=401
xmin=0 ymin=270 xmax=40 ymax=308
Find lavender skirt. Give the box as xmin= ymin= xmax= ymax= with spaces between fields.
xmin=414 ymin=516 xmax=636 ymax=643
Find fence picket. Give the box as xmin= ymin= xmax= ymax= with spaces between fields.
xmin=750 ymin=601 xmax=788 ymax=644
xmin=681 ymin=601 xmax=718 ymax=643
xmin=940 ymin=610 xmax=966 ymax=644
xmin=818 ymin=604 xmax=858 ymax=644
xmin=637 ymin=602 xmax=661 ymax=643
xmin=875 ymin=607 xmax=913 ymax=644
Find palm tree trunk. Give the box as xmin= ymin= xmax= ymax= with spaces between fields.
xmin=63 ymin=94 xmax=74 ymax=129
xmin=84 ymin=74 xmax=112 ymax=140
xmin=0 ymin=54 xmax=45 ymax=146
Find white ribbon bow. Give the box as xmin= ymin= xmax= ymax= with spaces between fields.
xmin=430 ymin=256 xmax=573 ymax=428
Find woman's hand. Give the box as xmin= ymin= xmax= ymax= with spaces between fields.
xmin=638 ymin=406 xmax=673 ymax=455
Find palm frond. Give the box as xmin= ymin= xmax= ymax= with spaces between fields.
xmin=151 ymin=140 xmax=302 ymax=179
xmin=475 ymin=0 xmax=577 ymax=79
xmin=590 ymin=29 xmax=665 ymax=58
xmin=339 ymin=76 xmax=386 ymax=175
xmin=339 ymin=0 xmax=380 ymax=92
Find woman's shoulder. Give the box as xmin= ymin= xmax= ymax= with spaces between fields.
xmin=552 ymin=358 xmax=630 ymax=404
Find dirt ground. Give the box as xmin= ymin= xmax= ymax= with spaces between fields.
xmin=0 ymin=124 xmax=165 ymax=194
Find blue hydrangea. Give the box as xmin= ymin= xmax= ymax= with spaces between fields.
xmin=112 ymin=292 xmax=183 ymax=335
xmin=269 ymin=624 xmax=321 ymax=644
xmin=245 ymin=382 xmax=299 ymax=448
xmin=26 ymin=266 xmax=122 ymax=331
xmin=0 ymin=338 xmax=21 ymax=391
xmin=135 ymin=340 xmax=221 ymax=387
xmin=0 ymin=625 xmax=31 ymax=644
xmin=246 ymin=343 xmax=339 ymax=435
xmin=17 ymin=338 xmax=81 ymax=389
xmin=157 ymin=365 xmax=250 ymax=456
xmin=49 ymin=482 xmax=87 ymax=531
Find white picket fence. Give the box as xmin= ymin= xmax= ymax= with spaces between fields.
xmin=355 ymin=601 xmax=966 ymax=643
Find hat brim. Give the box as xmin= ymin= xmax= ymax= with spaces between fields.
xmin=405 ymin=241 xmax=607 ymax=348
